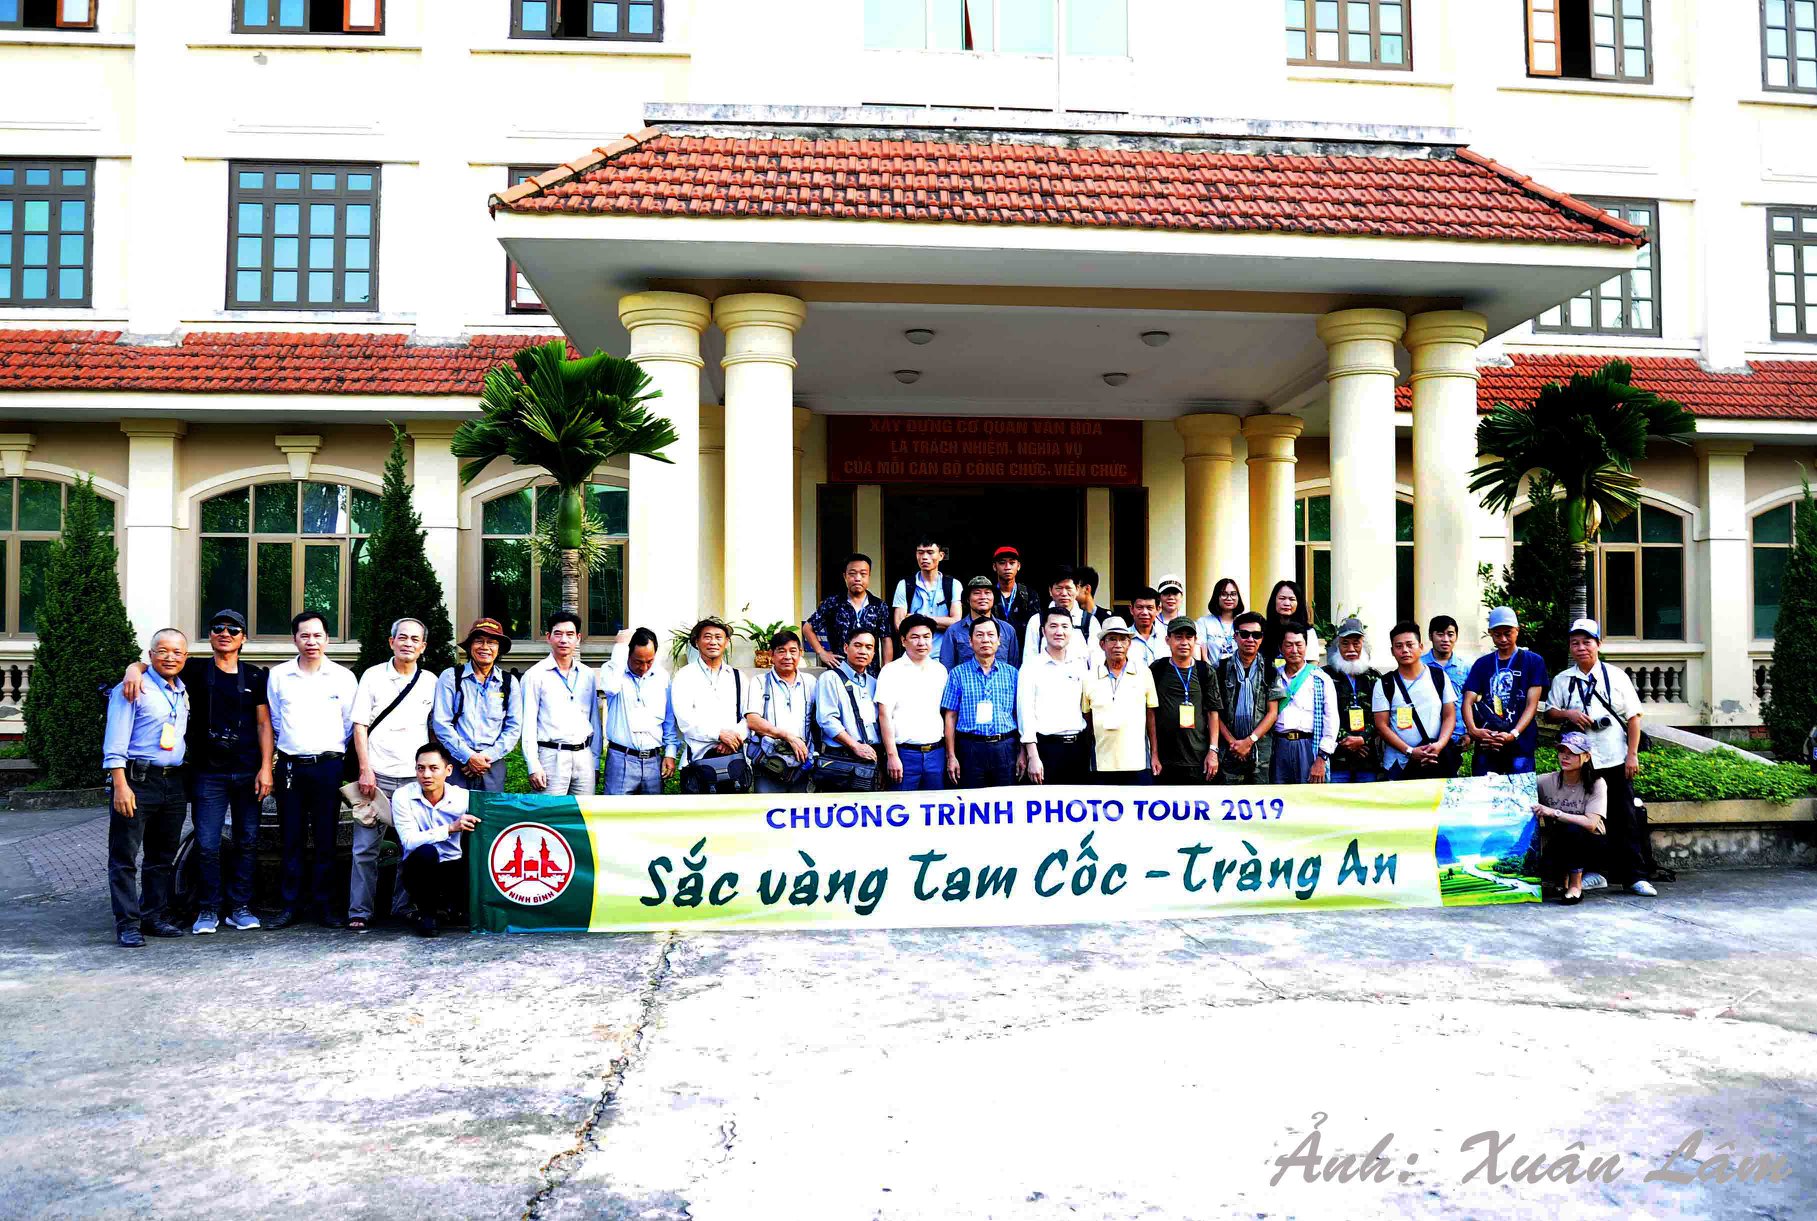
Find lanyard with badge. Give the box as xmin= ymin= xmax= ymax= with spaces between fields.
xmin=974 ymin=667 xmax=998 ymax=729
xmin=1343 ymin=675 xmax=1367 ymax=734
xmin=154 ymin=680 xmax=185 ymax=751
xmin=1171 ymin=662 xmax=1197 ymax=729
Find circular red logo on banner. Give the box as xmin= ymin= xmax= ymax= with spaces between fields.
xmin=488 ymin=822 xmax=575 ymax=906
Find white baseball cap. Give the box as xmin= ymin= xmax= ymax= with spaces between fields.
xmin=1569 ymin=617 xmax=1601 ymax=640
xmin=1154 ymin=574 xmax=1185 ymax=595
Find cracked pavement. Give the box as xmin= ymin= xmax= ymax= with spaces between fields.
xmin=1 ymin=806 xmax=1813 ymax=1220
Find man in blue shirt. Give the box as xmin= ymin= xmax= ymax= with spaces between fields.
xmin=892 ymin=535 xmax=964 ymax=653
xmin=941 ymin=575 xmax=1019 ymax=668
xmin=102 ymin=628 xmax=191 ymax=947
xmin=1422 ymin=613 xmax=1472 ymax=772
xmin=815 ymin=629 xmax=881 ymax=781
xmin=941 ymin=618 xmax=1021 ymax=788
xmin=391 ymin=742 xmax=478 ymax=938
xmin=432 ymin=617 xmax=522 ymax=793
xmin=1462 ymin=606 xmax=1551 ymax=775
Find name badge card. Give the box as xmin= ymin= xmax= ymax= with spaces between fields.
xmin=159 ymin=723 xmax=179 ymax=751
xmin=1395 ymin=705 xmax=1415 ymax=731
xmin=975 ymin=699 xmax=994 ymax=724
xmin=1178 ymin=703 xmax=1195 ymax=729
xmin=1347 ymin=708 xmax=1365 ymax=732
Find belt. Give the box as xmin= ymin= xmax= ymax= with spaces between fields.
xmin=278 ymin=751 xmax=343 ymax=764
xmin=958 ymin=732 xmax=1013 ymax=744
xmin=608 ymin=742 xmax=662 ymax=760
xmin=1275 ymin=730 xmax=1312 ymax=741
xmin=896 ymin=741 xmax=942 ymax=753
xmin=539 ymin=737 xmax=595 ymax=752
xmin=123 ymin=760 xmax=184 ymax=775
xmin=1038 ymin=732 xmax=1084 ymax=744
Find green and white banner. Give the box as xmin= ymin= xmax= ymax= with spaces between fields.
xmin=467 ymin=775 xmax=1541 ymax=934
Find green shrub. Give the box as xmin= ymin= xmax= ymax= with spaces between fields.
xmin=1765 ymin=479 xmax=1817 ymax=759
xmin=1632 ymin=743 xmax=1816 ymax=805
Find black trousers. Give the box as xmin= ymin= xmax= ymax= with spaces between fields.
xmin=277 ymin=755 xmax=343 ymax=915
xmin=107 ymin=766 xmax=188 ymax=933
xmin=401 ymin=844 xmax=465 ymax=918
xmin=956 ymin=735 xmax=1019 ymax=788
xmin=1158 ymin=764 xmax=1209 ymax=786
xmin=1033 ymin=733 xmax=1091 ymax=786
xmin=1588 ymin=762 xmax=1648 ymax=885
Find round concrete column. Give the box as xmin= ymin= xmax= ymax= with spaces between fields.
xmin=619 ymin=291 xmax=711 ymax=636
xmin=715 ymin=292 xmax=807 ymax=626
xmin=1241 ymin=415 xmax=1304 ymax=606
xmin=1406 ymin=310 xmax=1489 ymax=643
xmin=1317 ymin=308 xmax=1406 ymax=659
xmin=1176 ymin=414 xmax=1242 ymax=609
xmin=697 ymin=404 xmax=726 ymax=620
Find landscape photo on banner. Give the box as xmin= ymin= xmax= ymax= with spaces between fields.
xmin=467 ymin=775 xmax=1541 ymax=934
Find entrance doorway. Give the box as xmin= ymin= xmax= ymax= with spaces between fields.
xmin=881 ymin=485 xmax=1085 ymax=599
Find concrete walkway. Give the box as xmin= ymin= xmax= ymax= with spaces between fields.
xmin=0 ymin=806 xmax=1811 ymax=1220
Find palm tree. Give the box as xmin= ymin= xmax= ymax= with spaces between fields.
xmin=1470 ymin=359 xmax=1696 ymax=622
xmin=453 ymin=340 xmax=679 ymax=615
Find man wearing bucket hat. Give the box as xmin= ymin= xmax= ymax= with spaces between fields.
xmin=1082 ymin=616 xmax=1160 ymax=784
xmin=432 ymin=617 xmax=522 ymax=794
xmin=1462 ymin=607 xmax=1549 ymax=777
xmin=1546 ymin=618 xmax=1655 ymax=896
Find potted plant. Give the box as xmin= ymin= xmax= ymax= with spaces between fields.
xmin=740 ymin=619 xmax=794 ymax=670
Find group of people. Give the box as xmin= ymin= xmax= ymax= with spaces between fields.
xmin=98 ymin=538 xmax=1656 ymax=947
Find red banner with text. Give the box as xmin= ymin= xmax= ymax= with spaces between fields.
xmin=826 ymin=415 xmax=1143 ymax=486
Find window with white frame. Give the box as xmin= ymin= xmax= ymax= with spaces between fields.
xmin=1526 ymin=0 xmax=1650 ymax=83
xmin=1519 ymin=501 xmax=1685 ymax=640
xmin=197 ymin=481 xmax=382 ymax=639
xmin=1769 ymin=206 xmax=1817 ymax=341
xmin=1761 ymin=0 xmax=1817 ymax=93
xmin=0 ymin=1 xmax=97 ymax=30
xmin=1 ymin=478 xmax=117 ymax=637
xmin=480 ymin=483 xmax=627 ymax=640
xmin=864 ymin=0 xmax=1128 ymax=56
xmin=232 ymin=0 xmax=382 ymax=34
xmin=1534 ymin=198 xmax=1660 ymax=335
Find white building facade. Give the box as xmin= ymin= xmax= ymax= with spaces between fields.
xmin=1 ymin=0 xmax=1814 ymax=728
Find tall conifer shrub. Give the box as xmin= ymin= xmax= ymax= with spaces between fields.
xmin=354 ymin=425 xmax=457 ymax=676
xmin=1765 ymin=479 xmax=1817 ymax=756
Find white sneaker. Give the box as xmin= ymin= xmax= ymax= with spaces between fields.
xmin=1580 ymin=872 xmax=1608 ymax=891
xmin=224 ymin=908 xmax=261 ymax=931
xmin=1629 ymin=880 xmax=1658 ymax=897
xmin=191 ymin=911 xmax=219 ymax=935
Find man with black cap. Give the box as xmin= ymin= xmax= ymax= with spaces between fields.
xmin=941 ymin=575 xmax=1019 ymax=669
xmin=1323 ymin=617 xmax=1383 ymax=784
xmin=1150 ymin=617 xmax=1222 ymax=785
xmin=991 ymin=545 xmax=1036 ymax=629
xmin=432 ymin=617 xmax=522 ymax=794
xmin=119 ymin=608 xmax=274 ymax=935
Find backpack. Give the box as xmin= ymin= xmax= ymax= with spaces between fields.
xmin=1387 ymin=664 xmax=1451 ymax=748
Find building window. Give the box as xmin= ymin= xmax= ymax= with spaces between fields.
xmin=0 ymin=0 xmax=98 ymax=29
xmin=1 ymin=479 xmax=116 ymax=637
xmin=1593 ymin=502 xmax=1684 ymax=640
xmin=197 ymin=481 xmax=381 ymax=639
xmin=481 ymin=482 xmax=627 ymax=640
xmin=864 ymin=0 xmax=1128 ymax=56
xmin=1753 ymin=502 xmax=1795 ymax=638
xmin=227 ymin=162 xmax=379 ymax=311
xmin=1762 ymin=0 xmax=1817 ymax=92
xmin=1527 ymin=0 xmax=1650 ymax=82
xmin=505 ymin=167 xmax=548 ymax=313
xmin=1286 ymin=0 xmax=1409 ymax=70
xmin=233 ymin=0 xmax=382 ymax=33
xmin=1769 ymin=207 xmax=1817 ymax=341
xmin=1534 ymin=198 xmax=1660 ymax=335
xmin=0 ymin=159 xmax=93 ymax=307
xmin=1294 ymin=494 xmax=1415 ymax=629
xmin=512 ymin=0 xmax=661 ymax=40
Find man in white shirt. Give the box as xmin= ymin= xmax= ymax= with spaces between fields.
xmin=667 ymin=617 xmax=747 ymax=765
xmin=1023 ymin=564 xmax=1099 ymax=665
xmin=265 ymin=610 xmax=357 ymax=929
xmin=521 ymin=610 xmax=602 ymax=796
xmin=1372 ymin=620 xmax=1458 ymax=781
xmin=1546 ymin=618 xmax=1655 ymax=896
xmin=347 ymin=616 xmax=438 ymax=930
xmin=599 ymin=626 xmax=674 ymax=796
xmin=744 ymin=629 xmax=815 ymax=794
xmin=1126 ymin=587 xmax=1165 ymax=668
xmin=876 ymin=615 xmax=949 ymax=791
xmin=1268 ymin=623 xmax=1338 ymax=784
xmin=391 ymin=741 xmax=478 ymax=937
xmin=1019 ymin=607 xmax=1092 ymax=785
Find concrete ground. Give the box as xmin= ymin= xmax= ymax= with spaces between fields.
xmin=0 ymin=806 xmax=1812 ymax=1221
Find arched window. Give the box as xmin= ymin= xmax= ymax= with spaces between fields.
xmin=197 ymin=480 xmax=381 ymax=638
xmin=1753 ymin=501 xmax=1795 ymax=639
xmin=3 ymin=477 xmax=118 ymax=637
xmin=1293 ymin=493 xmax=1415 ymax=626
xmin=1519 ymin=499 xmax=1687 ymax=640
xmin=480 ymin=482 xmax=627 ymax=640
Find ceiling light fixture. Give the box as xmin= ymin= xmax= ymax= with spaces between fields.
xmin=904 ymin=328 xmax=936 ymax=345
xmin=1140 ymin=331 xmax=1171 ymax=347
xmin=1102 ymin=372 xmax=1130 ymax=387
xmin=894 ymin=369 xmax=922 ymax=384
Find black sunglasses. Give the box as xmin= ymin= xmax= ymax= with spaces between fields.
xmin=1235 ymin=629 xmax=1264 ymax=639
xmin=209 ymin=623 xmax=244 ymax=636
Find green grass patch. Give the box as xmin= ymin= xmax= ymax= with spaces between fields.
xmin=1632 ymin=743 xmax=1817 ymax=805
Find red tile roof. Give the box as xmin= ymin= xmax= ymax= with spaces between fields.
xmin=0 ymin=330 xmax=547 ymax=395
xmin=491 ymin=128 xmax=1643 ymax=247
xmin=1395 ymin=352 xmax=1817 ymax=421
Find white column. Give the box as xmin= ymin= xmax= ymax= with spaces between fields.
xmin=1176 ymin=414 xmax=1242 ymax=607
xmin=794 ymin=406 xmax=812 ymax=621
xmin=715 ymin=292 xmax=806 ymax=626
xmin=1317 ymin=308 xmax=1406 ymax=659
xmin=698 ymin=404 xmax=726 ymax=619
xmin=1406 ymin=310 xmax=1489 ymax=643
xmin=1241 ymin=416 xmax=1304 ymax=604
xmin=619 ymin=291 xmax=710 ymax=637
xmin=405 ymin=422 xmax=461 ymax=610
xmin=119 ymin=421 xmax=186 ymax=643
xmin=1698 ymin=441 xmax=1755 ymax=723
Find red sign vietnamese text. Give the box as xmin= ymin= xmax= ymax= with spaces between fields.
xmin=825 ymin=416 xmax=1142 ymax=487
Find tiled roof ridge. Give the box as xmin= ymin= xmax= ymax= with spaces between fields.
xmin=490 ymin=126 xmax=666 ymax=213
xmin=1393 ymin=351 xmax=1817 ymax=421
xmin=1452 ymin=148 xmax=1647 ymax=243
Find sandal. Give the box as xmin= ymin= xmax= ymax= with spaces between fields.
xmin=347 ymin=917 xmax=369 ymax=932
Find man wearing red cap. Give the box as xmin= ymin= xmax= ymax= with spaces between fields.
xmin=991 ymin=545 xmax=1036 ymax=631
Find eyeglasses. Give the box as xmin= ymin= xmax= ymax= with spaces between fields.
xmin=149 ymin=648 xmax=187 ymax=659
xmin=1235 ymin=630 xmax=1263 ymax=639
xmin=209 ymin=624 xmax=243 ymax=636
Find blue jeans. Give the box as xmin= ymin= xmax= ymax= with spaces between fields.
xmin=277 ymin=755 xmax=343 ymax=916
xmin=603 ymin=746 xmax=663 ymax=795
xmin=891 ymin=745 xmax=946 ymax=791
xmin=192 ymin=769 xmax=260 ymax=912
